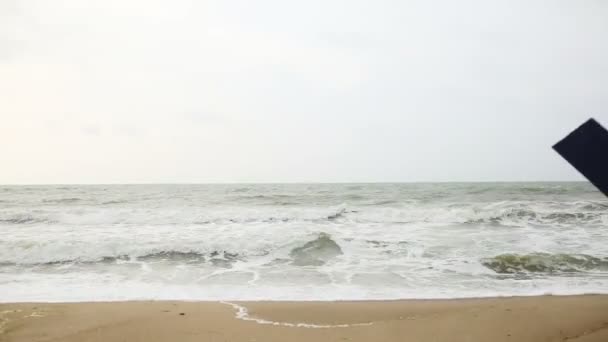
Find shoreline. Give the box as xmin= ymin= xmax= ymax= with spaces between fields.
xmin=3 ymin=292 xmax=607 ymax=303
xmin=2 ymin=295 xmax=608 ymax=341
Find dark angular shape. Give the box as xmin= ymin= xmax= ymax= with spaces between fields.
xmin=553 ymin=118 xmax=608 ymax=197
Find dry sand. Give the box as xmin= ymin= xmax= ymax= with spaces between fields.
xmin=1 ymin=295 xmax=608 ymax=342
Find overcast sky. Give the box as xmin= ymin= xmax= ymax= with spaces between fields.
xmin=1 ymin=0 xmax=607 ymax=184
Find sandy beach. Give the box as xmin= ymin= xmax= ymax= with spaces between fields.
xmin=1 ymin=295 xmax=607 ymax=342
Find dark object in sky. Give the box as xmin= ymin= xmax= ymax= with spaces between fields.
xmin=553 ymin=118 xmax=608 ymax=197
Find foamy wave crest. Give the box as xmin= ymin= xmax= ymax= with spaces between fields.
xmin=346 ymin=201 xmax=608 ymax=226
xmin=0 ymin=250 xmax=242 ymax=268
xmin=481 ymin=253 xmax=608 ymax=274
xmin=289 ymin=233 xmax=343 ymax=266
xmin=2 ymin=200 xmax=606 ymax=227
xmin=41 ymin=197 xmax=83 ymax=204
xmin=0 ymin=233 xmax=346 ymax=268
xmin=466 ymin=209 xmax=606 ymax=226
xmin=0 ymin=213 xmax=54 ymax=225
xmin=0 ymin=205 xmax=352 ymax=226
xmin=0 ymin=243 xmax=251 ymax=267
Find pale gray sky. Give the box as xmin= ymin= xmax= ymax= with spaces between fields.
xmin=1 ymin=0 xmax=607 ymax=184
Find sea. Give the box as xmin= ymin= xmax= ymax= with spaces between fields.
xmin=1 ymin=183 xmax=607 ymax=302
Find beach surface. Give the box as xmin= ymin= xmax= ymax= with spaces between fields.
xmin=2 ymin=295 xmax=608 ymax=342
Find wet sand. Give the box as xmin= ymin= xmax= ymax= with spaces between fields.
xmin=1 ymin=295 xmax=608 ymax=342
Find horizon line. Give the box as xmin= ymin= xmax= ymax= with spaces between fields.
xmin=0 ymin=180 xmax=590 ymax=186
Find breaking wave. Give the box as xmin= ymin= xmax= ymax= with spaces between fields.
xmin=327 ymin=207 xmax=346 ymax=221
xmin=0 ymin=250 xmax=244 ymax=267
xmin=0 ymin=213 xmax=54 ymax=225
xmin=0 ymin=206 xmax=353 ymax=226
xmin=0 ymin=234 xmax=346 ymax=269
xmin=289 ymin=233 xmax=343 ymax=266
xmin=481 ymin=253 xmax=608 ymax=274
xmin=466 ymin=209 xmax=605 ymax=225
xmin=3 ymin=203 xmax=605 ymax=227
xmin=41 ymin=198 xmax=83 ymax=204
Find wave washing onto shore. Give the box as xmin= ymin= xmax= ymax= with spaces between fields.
xmin=220 ymin=301 xmax=374 ymax=328
xmin=1 ymin=183 xmax=607 ymax=302
xmin=481 ymin=253 xmax=608 ymax=274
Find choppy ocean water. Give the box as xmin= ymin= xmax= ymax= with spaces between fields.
xmin=1 ymin=183 xmax=607 ymax=302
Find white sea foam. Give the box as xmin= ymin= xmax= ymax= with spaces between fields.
xmin=1 ymin=183 xmax=607 ymax=302
xmin=220 ymin=302 xmax=374 ymax=328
